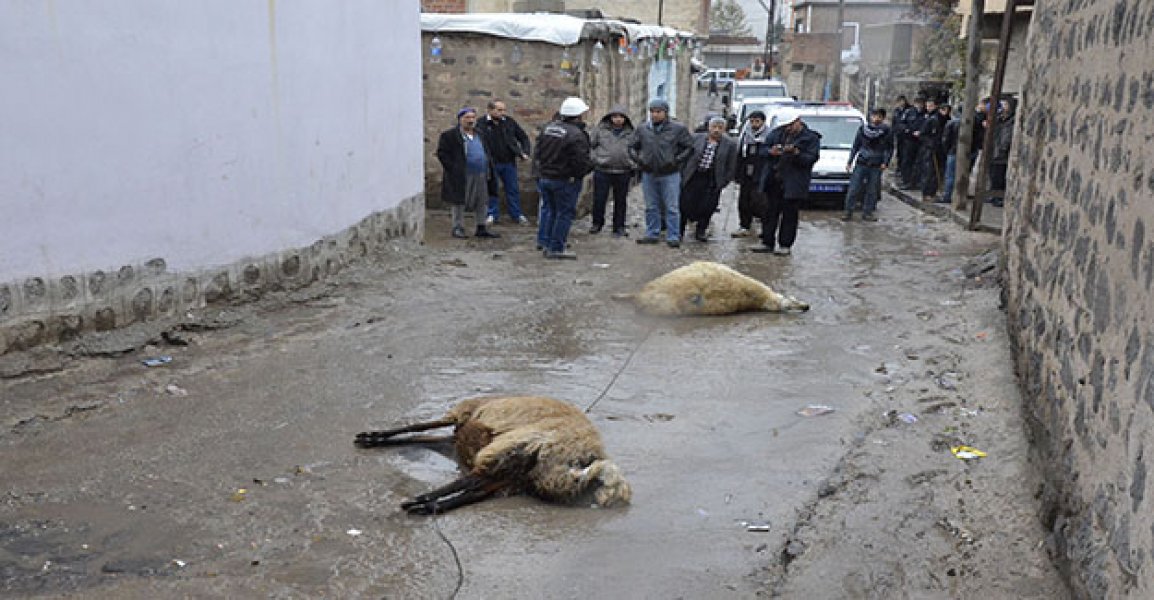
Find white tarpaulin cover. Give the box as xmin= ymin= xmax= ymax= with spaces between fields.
xmin=419 ymin=13 xmax=694 ymax=46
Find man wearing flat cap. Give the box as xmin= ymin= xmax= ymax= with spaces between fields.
xmin=629 ymin=98 xmax=695 ymax=248
xmin=436 ymin=107 xmax=501 ymax=239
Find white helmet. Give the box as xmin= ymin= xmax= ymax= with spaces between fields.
xmin=559 ymin=97 xmax=590 ymax=117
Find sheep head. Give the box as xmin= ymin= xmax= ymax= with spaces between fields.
xmin=768 ymin=294 xmax=810 ymax=312
xmin=583 ymin=460 xmax=632 ymax=507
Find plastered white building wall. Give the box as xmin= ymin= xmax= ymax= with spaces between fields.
xmin=0 ymin=1 xmax=422 ymax=282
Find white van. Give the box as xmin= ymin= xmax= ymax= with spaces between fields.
xmin=696 ymin=68 xmax=736 ymax=89
xmin=767 ymin=103 xmax=866 ymax=203
xmin=730 ymin=79 xmax=790 ymax=103
xmin=728 ymin=79 xmax=791 ymax=133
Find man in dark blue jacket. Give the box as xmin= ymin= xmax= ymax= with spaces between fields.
xmin=476 ymin=100 xmax=532 ymax=226
xmin=751 ymin=109 xmax=820 ymax=256
xmin=843 ymin=108 xmax=894 ymax=221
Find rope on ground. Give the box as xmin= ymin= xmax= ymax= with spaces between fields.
xmin=430 ymin=510 xmax=465 ymax=600
xmin=583 ymin=321 xmax=657 ymax=414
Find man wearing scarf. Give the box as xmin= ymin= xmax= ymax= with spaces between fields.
xmin=732 ymin=110 xmax=770 ymax=238
xmin=843 ymin=108 xmax=894 ymax=221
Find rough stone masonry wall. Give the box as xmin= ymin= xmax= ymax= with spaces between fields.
xmin=0 ymin=198 xmax=423 ymax=356
xmin=1003 ymin=2 xmax=1154 ymax=597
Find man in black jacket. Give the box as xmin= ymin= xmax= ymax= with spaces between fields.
xmin=629 ymin=98 xmax=695 ymax=247
xmin=534 ymin=97 xmax=594 ymax=260
xmin=843 ymin=108 xmax=893 ymax=221
xmin=476 ymin=100 xmax=532 ymax=226
xmin=751 ymin=109 xmax=820 ymax=256
xmin=435 ymin=107 xmax=501 ymax=239
xmin=915 ymin=97 xmax=948 ymax=202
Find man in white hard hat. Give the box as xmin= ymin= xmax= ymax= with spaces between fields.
xmin=533 ymin=97 xmax=594 ymax=260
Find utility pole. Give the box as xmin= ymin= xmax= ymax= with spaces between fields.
xmin=953 ymin=0 xmax=985 ymax=211
xmin=970 ymin=0 xmax=1017 ymax=229
xmin=830 ymin=0 xmax=846 ymax=99
xmin=658 ymin=0 xmax=664 ymax=26
xmin=758 ymin=0 xmax=777 ymax=78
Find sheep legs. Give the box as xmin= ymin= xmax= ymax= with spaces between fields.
xmin=401 ymin=475 xmax=509 ymax=515
xmin=354 ymin=418 xmax=456 ymax=448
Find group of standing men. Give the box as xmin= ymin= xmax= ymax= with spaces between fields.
xmin=892 ymin=94 xmax=1015 ymax=206
xmin=437 ymin=96 xmax=819 ymax=258
xmin=731 ymin=108 xmax=822 ymax=254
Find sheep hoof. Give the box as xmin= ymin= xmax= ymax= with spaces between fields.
xmin=402 ymin=500 xmax=435 ymax=515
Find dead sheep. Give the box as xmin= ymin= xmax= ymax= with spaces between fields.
xmin=354 ymin=395 xmax=632 ymax=514
xmin=613 ymin=261 xmax=810 ymax=316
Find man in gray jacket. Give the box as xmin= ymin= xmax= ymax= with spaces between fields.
xmin=588 ymin=106 xmax=635 ymax=236
xmin=629 ymin=98 xmax=695 ymax=247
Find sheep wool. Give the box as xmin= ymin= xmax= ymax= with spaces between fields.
xmin=615 ymin=261 xmax=809 ymax=316
xmin=356 ymin=395 xmax=632 ymax=514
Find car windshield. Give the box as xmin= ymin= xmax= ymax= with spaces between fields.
xmin=804 ymin=116 xmax=863 ymax=149
xmin=734 ymin=84 xmax=786 ymax=100
xmin=742 ymin=101 xmax=788 ymax=120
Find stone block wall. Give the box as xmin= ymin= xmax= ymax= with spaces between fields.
xmin=420 ymin=0 xmax=467 ymax=12
xmin=0 ymin=197 xmax=423 ymax=356
xmin=1003 ymin=2 xmax=1154 ymax=597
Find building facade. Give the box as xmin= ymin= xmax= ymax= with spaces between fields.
xmin=424 ymin=0 xmax=712 ymax=35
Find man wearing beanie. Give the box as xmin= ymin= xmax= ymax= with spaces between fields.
xmin=435 ymin=107 xmax=501 ymax=240
xmin=533 ymin=97 xmax=594 ymax=259
xmin=629 ymin=98 xmax=695 ymax=247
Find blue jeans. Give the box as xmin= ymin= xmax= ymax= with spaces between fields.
xmin=537 ymin=178 xmax=581 ymax=253
xmin=942 ymin=154 xmax=957 ymax=204
xmin=844 ymin=163 xmax=882 ymax=215
xmin=641 ymin=172 xmax=682 ymax=242
xmin=487 ymin=162 xmax=523 ymax=221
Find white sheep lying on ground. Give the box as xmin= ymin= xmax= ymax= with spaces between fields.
xmin=355 ymin=395 xmax=632 ymax=514
xmin=613 ymin=261 xmax=810 ymax=316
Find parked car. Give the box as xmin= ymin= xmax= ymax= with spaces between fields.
xmin=765 ymin=103 xmax=866 ymax=206
xmin=727 ymin=96 xmax=800 ymax=136
xmin=696 ymin=68 xmax=736 ymax=90
xmin=728 ymin=79 xmax=791 ymax=132
xmin=730 ymin=79 xmax=789 ymax=104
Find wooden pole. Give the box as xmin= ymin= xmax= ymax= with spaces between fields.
xmin=953 ymin=0 xmax=984 ymax=212
xmin=970 ymin=0 xmax=1017 ymax=230
xmin=830 ymin=0 xmax=846 ymax=99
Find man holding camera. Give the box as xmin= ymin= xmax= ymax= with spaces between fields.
xmin=750 ymin=108 xmax=820 ymax=256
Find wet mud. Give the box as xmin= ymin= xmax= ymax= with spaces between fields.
xmin=1 ymin=185 xmax=1068 ymax=598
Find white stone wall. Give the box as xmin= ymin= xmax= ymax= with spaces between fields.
xmin=0 ymin=2 xmax=424 ymax=352
xmin=0 ymin=1 xmax=422 ymax=282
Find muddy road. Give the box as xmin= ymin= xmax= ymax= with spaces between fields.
xmin=2 ymin=187 xmax=1068 ymax=598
